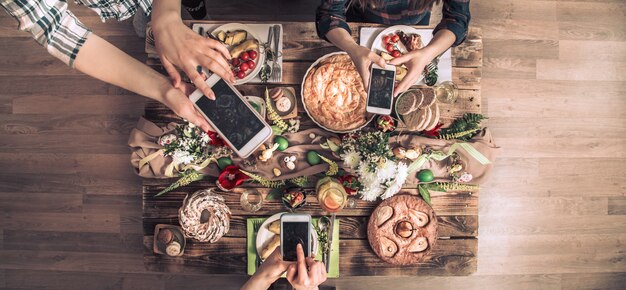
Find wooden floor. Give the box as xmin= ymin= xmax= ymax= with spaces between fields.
xmin=0 ymin=0 xmax=625 ymax=289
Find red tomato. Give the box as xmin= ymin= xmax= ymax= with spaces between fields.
xmin=386 ymin=43 xmax=394 ymax=53
xmin=246 ymin=60 xmax=256 ymax=70
xmin=239 ymin=62 xmax=249 ymax=72
xmin=236 ymin=71 xmax=246 ymax=79
xmin=240 ymin=52 xmax=250 ymax=61
xmin=248 ymin=50 xmax=258 ymax=60
xmin=391 ymin=50 xmax=401 ymax=58
xmin=391 ymin=34 xmax=400 ymax=43
xmin=383 ymin=35 xmax=391 ymax=44
xmin=231 ymin=58 xmax=240 ymax=66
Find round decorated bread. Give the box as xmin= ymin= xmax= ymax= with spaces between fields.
xmin=367 ymin=194 xmax=438 ymax=265
xmin=302 ymin=53 xmax=372 ymax=132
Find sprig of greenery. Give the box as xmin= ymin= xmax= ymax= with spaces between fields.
xmin=319 ymin=154 xmax=339 ymax=176
xmin=438 ymin=113 xmax=487 ymax=141
xmin=155 ymin=170 xmax=204 ymax=197
xmin=240 ymin=170 xmax=286 ymax=188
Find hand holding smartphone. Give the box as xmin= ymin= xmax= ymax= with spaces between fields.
xmin=189 ymin=74 xmax=272 ymax=158
xmin=366 ymin=63 xmax=396 ymax=115
xmin=280 ymin=213 xmax=312 ymax=261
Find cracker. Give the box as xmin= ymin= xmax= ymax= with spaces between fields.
xmin=419 ymin=88 xmax=436 ymax=108
xmin=424 ymin=103 xmax=440 ymax=131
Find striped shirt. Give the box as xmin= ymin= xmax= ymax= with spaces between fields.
xmin=1 ymin=0 xmax=152 ymax=67
xmin=316 ymin=0 xmax=471 ymax=46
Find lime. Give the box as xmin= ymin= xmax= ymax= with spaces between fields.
xmin=306 ymin=150 xmax=321 ymax=165
xmin=274 ymin=136 xmax=289 ymax=151
xmin=416 ymin=169 xmax=434 ymax=182
xmin=216 ymin=157 xmax=233 ymax=170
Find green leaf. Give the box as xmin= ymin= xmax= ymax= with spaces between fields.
xmin=266 ymin=188 xmax=283 ymax=200
xmin=418 ymin=185 xmax=432 ymax=205
xmin=271 ymin=125 xmax=284 ymax=135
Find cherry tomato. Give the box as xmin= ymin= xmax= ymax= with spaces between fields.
xmin=386 ymin=43 xmax=395 ymax=53
xmin=236 ymin=71 xmax=246 ymax=79
xmin=246 ymin=60 xmax=256 ymax=70
xmin=231 ymin=58 xmax=240 ymax=66
xmin=391 ymin=34 xmax=400 ymax=43
xmin=239 ymin=62 xmax=249 ymax=72
xmin=391 ymin=50 xmax=401 ymax=58
xmin=248 ymin=50 xmax=258 ymax=60
xmin=383 ymin=35 xmax=391 ymax=44
xmin=240 ymin=52 xmax=250 ymax=61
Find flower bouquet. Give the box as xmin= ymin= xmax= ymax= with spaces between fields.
xmin=339 ymin=131 xmax=409 ymax=201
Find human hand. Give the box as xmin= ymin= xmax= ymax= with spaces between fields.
xmin=256 ymin=247 xmax=294 ymax=283
xmin=346 ymin=45 xmax=386 ymax=90
xmin=160 ymin=82 xmax=213 ymax=133
xmin=388 ymin=49 xmax=432 ymax=96
xmin=152 ymin=15 xmax=235 ymax=100
xmin=285 ymin=244 xmax=327 ymax=290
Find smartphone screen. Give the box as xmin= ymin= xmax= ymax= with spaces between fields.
xmin=368 ymin=67 xmax=395 ymax=109
xmin=194 ymin=79 xmax=265 ymax=150
xmin=282 ymin=221 xmax=310 ymax=261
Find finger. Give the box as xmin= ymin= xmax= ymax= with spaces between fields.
xmin=388 ymin=53 xmax=413 ymax=66
xmin=201 ymin=48 xmax=232 ymax=78
xmin=370 ymin=52 xmax=386 ymax=68
xmin=161 ymin=57 xmax=182 ymax=88
xmin=296 ymin=243 xmax=308 ymax=276
xmin=395 ymin=69 xmax=421 ymax=97
xmin=199 ymin=53 xmax=235 ymax=84
xmin=285 ymin=264 xmax=297 ymax=282
xmin=187 ymin=66 xmax=215 ymax=100
xmin=179 ymin=82 xmax=197 ymax=96
xmin=305 ymin=256 xmax=316 ymax=267
xmin=204 ymin=38 xmax=232 ymax=60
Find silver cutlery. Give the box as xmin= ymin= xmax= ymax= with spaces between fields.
xmin=260 ymin=26 xmax=274 ymax=82
xmin=325 ymin=214 xmax=336 ymax=273
xmin=271 ymin=25 xmax=281 ymax=83
xmin=252 ymin=219 xmax=263 ymax=269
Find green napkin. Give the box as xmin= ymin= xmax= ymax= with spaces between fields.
xmin=246 ymin=217 xmax=340 ymax=278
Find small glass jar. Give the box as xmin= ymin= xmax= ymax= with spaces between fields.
xmin=434 ymin=81 xmax=458 ymax=104
xmin=238 ymin=188 xmax=264 ymax=212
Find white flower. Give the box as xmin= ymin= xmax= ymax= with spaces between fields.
xmin=381 ymin=162 xmax=408 ymax=200
xmin=341 ymin=150 xmax=361 ymax=169
xmin=188 ymin=122 xmax=196 ymax=128
xmin=172 ymin=150 xmax=195 ymax=165
xmin=201 ymin=132 xmax=210 ymax=144
xmin=377 ymin=160 xmax=397 ymax=181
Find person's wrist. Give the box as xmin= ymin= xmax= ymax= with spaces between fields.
xmin=151 ymin=11 xmax=182 ymax=35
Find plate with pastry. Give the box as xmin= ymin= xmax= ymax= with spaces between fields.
xmin=256 ymin=212 xmax=319 ymax=261
xmin=208 ymin=23 xmax=265 ymax=85
xmin=301 ymin=52 xmax=374 ymax=133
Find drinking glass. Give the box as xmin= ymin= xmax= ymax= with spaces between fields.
xmin=239 ymin=188 xmax=264 ymax=212
xmin=316 ymin=177 xmax=347 ymax=213
xmin=434 ymin=81 xmax=458 ymax=104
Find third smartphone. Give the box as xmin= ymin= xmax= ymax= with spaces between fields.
xmin=366 ymin=63 xmax=396 ymax=115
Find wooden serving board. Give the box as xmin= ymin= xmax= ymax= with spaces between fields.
xmin=142 ymin=21 xmax=482 ymax=277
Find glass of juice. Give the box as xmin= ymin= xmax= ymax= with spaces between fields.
xmin=316 ymin=177 xmax=348 ymax=213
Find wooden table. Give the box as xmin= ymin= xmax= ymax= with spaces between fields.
xmin=142 ymin=21 xmax=482 ymax=276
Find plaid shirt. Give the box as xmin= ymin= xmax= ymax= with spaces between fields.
xmin=1 ymin=0 xmax=152 ymax=67
xmin=316 ymin=0 xmax=471 ymax=46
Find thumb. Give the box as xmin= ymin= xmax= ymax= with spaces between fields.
xmin=388 ymin=53 xmax=412 ymax=66
xmin=370 ymin=53 xmax=386 ymax=68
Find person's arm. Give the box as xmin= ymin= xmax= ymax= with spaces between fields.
xmin=74 ymin=34 xmax=213 ymax=132
xmin=151 ymin=0 xmax=235 ymax=99
xmin=241 ymin=248 xmax=292 ymax=290
xmin=433 ymin=0 xmax=471 ymax=47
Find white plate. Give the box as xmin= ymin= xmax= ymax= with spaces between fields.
xmin=208 ymin=23 xmax=265 ymax=85
xmin=370 ymin=25 xmax=449 ymax=85
xmin=255 ymin=212 xmax=319 ymax=261
xmin=301 ymin=52 xmax=374 ymax=133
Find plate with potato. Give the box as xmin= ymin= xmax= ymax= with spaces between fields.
xmin=209 ymin=23 xmax=265 ymax=85
xmin=256 ymin=212 xmax=319 ymax=261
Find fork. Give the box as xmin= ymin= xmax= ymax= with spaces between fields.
xmin=271 ymin=25 xmax=282 ymax=83
xmin=251 ymin=219 xmax=263 ymax=268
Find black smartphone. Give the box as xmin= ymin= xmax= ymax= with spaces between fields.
xmin=280 ymin=213 xmax=311 ymax=261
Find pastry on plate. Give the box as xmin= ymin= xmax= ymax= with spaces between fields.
xmin=302 ymin=53 xmax=371 ymax=132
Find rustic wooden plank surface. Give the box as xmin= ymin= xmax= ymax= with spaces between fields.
xmin=142 ymin=21 xmax=482 ymax=277
xmin=1 ymin=0 xmax=626 ymax=288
